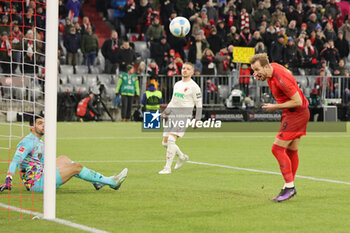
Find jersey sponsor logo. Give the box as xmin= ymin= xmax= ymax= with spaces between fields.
xmin=196 ymin=93 xmax=201 ymax=99
xmin=18 ymin=146 xmax=25 ymax=153
xmin=174 ymin=92 xmax=184 ymax=98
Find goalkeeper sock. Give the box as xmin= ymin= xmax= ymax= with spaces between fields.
xmin=75 ymin=167 xmax=116 ymax=186
xmin=164 ymin=136 xmax=177 ymax=170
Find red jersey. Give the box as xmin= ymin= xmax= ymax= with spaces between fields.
xmin=267 ymin=63 xmax=309 ymax=113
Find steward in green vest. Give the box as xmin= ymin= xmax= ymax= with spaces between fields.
xmin=115 ymin=66 xmax=140 ymax=96
xmin=141 ymin=84 xmax=163 ymax=111
xmin=115 ymin=65 xmax=140 ymax=121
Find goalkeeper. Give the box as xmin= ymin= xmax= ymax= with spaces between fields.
xmin=0 ymin=116 xmax=127 ymax=192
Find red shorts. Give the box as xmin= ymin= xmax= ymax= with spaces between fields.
xmin=277 ymin=108 xmax=310 ymax=141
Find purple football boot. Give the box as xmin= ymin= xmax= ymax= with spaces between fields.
xmin=271 ymin=187 xmax=297 ymax=202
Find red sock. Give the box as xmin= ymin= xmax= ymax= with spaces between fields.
xmin=286 ymin=149 xmax=299 ymax=179
xmin=271 ymin=144 xmax=294 ymax=183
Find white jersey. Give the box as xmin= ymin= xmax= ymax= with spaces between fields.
xmin=166 ymin=79 xmax=202 ymax=120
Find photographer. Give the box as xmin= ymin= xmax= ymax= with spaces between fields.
xmin=76 ymin=92 xmax=101 ymax=121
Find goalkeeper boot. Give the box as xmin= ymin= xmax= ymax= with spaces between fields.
xmin=110 ymin=168 xmax=128 ymax=190
xmin=174 ymin=154 xmax=189 ymax=170
xmin=93 ymin=182 xmax=105 ymax=190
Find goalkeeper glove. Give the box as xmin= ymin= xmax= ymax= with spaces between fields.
xmin=0 ymin=175 xmax=12 ymax=192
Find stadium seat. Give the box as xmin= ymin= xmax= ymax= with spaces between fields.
xmin=68 ymin=74 xmax=83 ymax=85
xmin=127 ymin=33 xmax=139 ymax=42
xmin=98 ymin=74 xmax=112 ymax=86
xmin=111 ymin=75 xmax=118 ymax=85
xmin=298 ymin=68 xmax=305 ymax=76
xmin=14 ymin=66 xmax=21 ymax=74
xmin=75 ymin=65 xmax=89 ymax=74
xmin=74 ymin=84 xmax=89 ymax=95
xmin=59 ymin=74 xmax=68 ymax=84
xmin=77 ymin=49 xmax=84 ymax=65
xmin=60 ymin=65 xmax=74 ymax=75
xmin=59 ymin=39 xmax=66 ymax=57
xmin=12 ymin=86 xmax=27 ymax=100
xmin=95 ymin=51 xmax=105 ymax=71
xmin=107 ymin=9 xmax=114 ymax=22
xmin=133 ymin=41 xmax=150 ymax=60
xmin=59 ymin=84 xmax=74 ymax=93
xmin=104 ymin=85 xmax=116 ymax=101
xmin=309 ymin=77 xmax=316 ymax=89
xmin=89 ymin=65 xmax=100 ymax=74
xmin=84 ymin=74 xmax=98 ymax=86
xmin=304 ymin=87 xmax=311 ymax=97
xmin=295 ymin=76 xmax=308 ymax=89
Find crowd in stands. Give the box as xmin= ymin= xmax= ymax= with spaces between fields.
xmin=1 ymin=0 xmax=350 ymax=102
xmin=0 ymin=0 xmax=46 ymax=74
xmin=60 ymin=1 xmax=350 ymax=78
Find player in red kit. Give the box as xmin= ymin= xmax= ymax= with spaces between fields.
xmin=250 ymin=53 xmax=310 ymax=202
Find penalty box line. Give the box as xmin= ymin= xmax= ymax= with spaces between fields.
xmin=77 ymin=160 xmax=350 ymax=186
xmin=0 ymin=203 xmax=109 ymax=233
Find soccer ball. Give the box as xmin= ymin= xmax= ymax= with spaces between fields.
xmin=169 ymin=17 xmax=191 ymax=37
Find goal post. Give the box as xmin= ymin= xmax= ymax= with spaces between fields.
xmin=43 ymin=0 xmax=58 ymax=220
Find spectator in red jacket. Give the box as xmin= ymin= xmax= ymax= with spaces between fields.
xmin=316 ymin=68 xmax=334 ymax=98
xmin=205 ymin=78 xmax=218 ymax=104
xmin=239 ymin=63 xmax=251 ymax=97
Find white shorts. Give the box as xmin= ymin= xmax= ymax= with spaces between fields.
xmin=163 ymin=130 xmax=185 ymax=138
xmin=162 ymin=116 xmax=188 ymax=138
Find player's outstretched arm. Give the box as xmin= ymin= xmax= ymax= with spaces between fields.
xmin=0 ymin=175 xmax=13 ymax=192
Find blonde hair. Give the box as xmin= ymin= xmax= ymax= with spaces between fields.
xmin=183 ymin=62 xmax=194 ymax=70
xmin=249 ymin=53 xmax=270 ymax=66
xmin=202 ymin=48 xmax=215 ymax=57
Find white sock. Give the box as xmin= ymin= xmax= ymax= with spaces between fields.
xmin=165 ymin=136 xmax=176 ymax=170
xmin=284 ymin=182 xmax=294 ymax=188
xmin=174 ymin=144 xmax=185 ymax=159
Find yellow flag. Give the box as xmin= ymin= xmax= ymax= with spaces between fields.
xmin=232 ymin=47 xmax=255 ymax=64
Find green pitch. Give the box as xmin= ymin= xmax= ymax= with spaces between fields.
xmin=1 ymin=122 xmax=350 ymax=233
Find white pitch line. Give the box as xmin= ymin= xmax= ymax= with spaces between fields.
xmin=0 ymin=203 xmax=109 ymax=233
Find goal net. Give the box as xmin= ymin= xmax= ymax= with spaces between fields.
xmin=0 ymin=0 xmax=57 ymax=219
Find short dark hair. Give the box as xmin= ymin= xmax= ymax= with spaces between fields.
xmin=29 ymin=115 xmax=44 ymax=126
xmin=249 ymin=53 xmax=270 ymax=66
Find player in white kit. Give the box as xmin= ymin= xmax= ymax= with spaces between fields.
xmin=159 ymin=62 xmax=202 ymax=174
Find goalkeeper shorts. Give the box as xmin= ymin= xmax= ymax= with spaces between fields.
xmin=31 ymin=168 xmax=63 ymax=192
